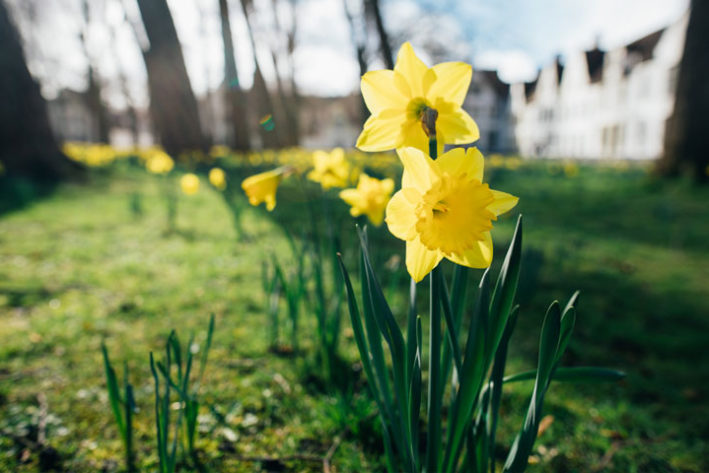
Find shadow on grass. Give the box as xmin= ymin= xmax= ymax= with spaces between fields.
xmin=0 ymin=176 xmax=59 ymax=217
xmin=512 ymin=258 xmax=709 ymax=437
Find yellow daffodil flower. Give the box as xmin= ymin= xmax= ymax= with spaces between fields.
xmin=339 ymin=173 xmax=395 ymax=226
xmin=385 ymin=147 xmax=518 ymax=282
xmin=241 ymin=167 xmax=288 ymax=211
xmin=180 ymin=173 xmax=200 ymax=195
xmin=209 ymin=167 xmax=227 ymax=190
xmin=307 ymin=148 xmax=351 ymax=189
xmin=146 ymin=151 xmax=174 ymax=174
xmin=356 ymin=42 xmax=479 ymax=153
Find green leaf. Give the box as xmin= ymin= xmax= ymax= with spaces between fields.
xmin=503 ymin=302 xmax=561 ymax=473
xmin=537 ymin=302 xmax=562 ymax=388
xmin=441 ymin=265 xmax=468 ymax=399
xmin=556 ymin=306 xmax=576 ymax=366
xmin=101 ymin=343 xmax=126 ymax=440
xmin=426 ymin=267 xmax=444 ymax=473
xmin=442 ymin=268 xmax=491 ymax=473
xmin=502 ymin=367 xmax=626 ymax=384
xmin=487 ymin=215 xmax=523 ymax=364
xmin=438 ymin=269 xmax=463 ymax=380
xmin=487 ymin=305 xmax=519 ymax=473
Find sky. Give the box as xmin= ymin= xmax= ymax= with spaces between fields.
xmin=14 ymin=0 xmax=689 ymax=108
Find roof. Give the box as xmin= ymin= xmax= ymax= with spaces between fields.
xmin=476 ymin=70 xmax=510 ymax=97
xmin=524 ymin=77 xmax=538 ymax=102
xmin=584 ymin=48 xmax=605 ymax=84
xmin=626 ymin=28 xmax=665 ymax=62
xmin=555 ymin=57 xmax=565 ymax=85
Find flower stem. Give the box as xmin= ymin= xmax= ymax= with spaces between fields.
xmin=425 ymin=128 xmax=443 ymax=473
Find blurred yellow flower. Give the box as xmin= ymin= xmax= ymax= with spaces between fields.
xmin=242 ymin=167 xmax=287 ymax=211
xmin=146 ymin=151 xmax=174 ymax=174
xmin=356 ymin=42 xmax=479 ymax=153
xmin=563 ymin=162 xmax=579 ymax=177
xmin=339 ymin=173 xmax=395 ymax=226
xmin=386 ymin=147 xmax=518 ymax=282
xmin=307 ymin=148 xmax=351 ymax=189
xmin=210 ymin=145 xmax=231 ymax=158
xmin=209 ymin=167 xmax=227 ymax=190
xmin=180 ymin=173 xmax=200 ymax=195
xmin=489 ymin=153 xmax=505 ymax=168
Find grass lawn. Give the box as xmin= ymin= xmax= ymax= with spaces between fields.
xmin=0 ymin=161 xmax=707 ymax=472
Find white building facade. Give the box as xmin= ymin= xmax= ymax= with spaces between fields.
xmin=498 ymin=13 xmax=688 ymax=160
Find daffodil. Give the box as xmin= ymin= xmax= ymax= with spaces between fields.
xmin=146 ymin=151 xmax=174 ymax=174
xmin=386 ymin=147 xmax=518 ymax=282
xmin=180 ymin=173 xmax=200 ymax=195
xmin=339 ymin=173 xmax=395 ymax=226
xmin=241 ymin=167 xmax=288 ymax=211
xmin=356 ymin=42 xmax=479 ymax=153
xmin=209 ymin=167 xmax=227 ymax=190
xmin=307 ymin=148 xmax=351 ymax=189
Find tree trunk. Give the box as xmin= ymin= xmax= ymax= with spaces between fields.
xmin=267 ymin=0 xmax=299 ymax=146
xmin=219 ymin=0 xmax=251 ymax=151
xmin=86 ymin=66 xmax=110 ymax=143
xmin=365 ymin=0 xmax=394 ymax=70
xmin=80 ymin=0 xmax=110 ymax=143
xmin=241 ymin=0 xmax=280 ymax=149
xmin=658 ymin=0 xmax=709 ymax=183
xmin=343 ymin=0 xmax=369 ymax=125
xmin=0 ymin=0 xmax=81 ymax=181
xmin=136 ymin=0 xmax=207 ymax=158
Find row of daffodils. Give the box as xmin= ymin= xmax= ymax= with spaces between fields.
xmin=238 ymin=42 xmax=622 ymax=473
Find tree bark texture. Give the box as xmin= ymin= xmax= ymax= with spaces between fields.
xmin=0 ymin=0 xmax=81 ymax=181
xmin=219 ymin=0 xmax=252 ymax=151
xmin=136 ymin=0 xmax=207 ymax=158
xmin=659 ymin=0 xmax=709 ymax=182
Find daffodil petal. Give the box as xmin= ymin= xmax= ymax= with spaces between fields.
xmin=399 ymin=120 xmax=430 ymax=154
xmin=437 ymin=107 xmax=480 ymax=145
xmin=361 ymin=70 xmax=408 ymax=115
xmin=339 ymin=188 xmax=361 ymax=207
xmin=381 ymin=178 xmax=395 ymax=195
xmin=356 ymin=114 xmax=401 ymax=152
xmin=385 ymin=188 xmax=419 ymax=240
xmin=488 ymin=190 xmax=519 ymax=217
xmin=395 ymin=42 xmax=429 ymax=98
xmin=397 ymin=147 xmax=439 ymax=193
xmin=367 ymin=208 xmax=384 ymax=226
xmin=436 ymin=146 xmax=484 ymax=182
xmin=447 ymin=231 xmax=493 ymax=268
xmin=406 ymin=238 xmax=443 ymax=283
xmin=427 ymin=62 xmax=472 ymax=106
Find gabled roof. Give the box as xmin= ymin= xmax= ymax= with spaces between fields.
xmin=584 ymin=47 xmax=605 ymax=84
xmin=555 ymin=57 xmax=565 ymax=85
xmin=626 ymin=28 xmax=665 ymax=62
xmin=476 ymin=70 xmax=510 ymax=97
xmin=524 ymin=76 xmax=538 ymax=102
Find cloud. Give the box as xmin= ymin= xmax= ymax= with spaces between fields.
xmin=474 ymin=50 xmax=538 ymax=83
xmin=295 ymin=45 xmax=359 ymax=96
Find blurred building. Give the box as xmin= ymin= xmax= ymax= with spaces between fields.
xmin=47 ymin=89 xmax=98 ymax=143
xmin=48 ymin=89 xmax=153 ymax=147
xmin=509 ymin=13 xmax=688 ymax=159
xmin=464 ymin=70 xmax=515 ymax=153
xmin=298 ymin=94 xmax=362 ymax=149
